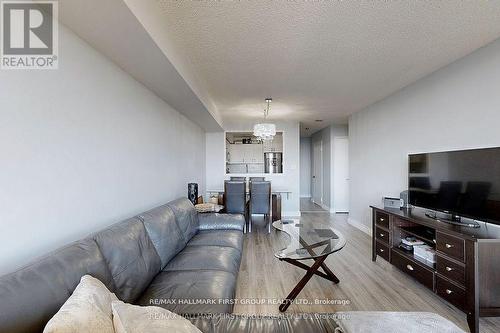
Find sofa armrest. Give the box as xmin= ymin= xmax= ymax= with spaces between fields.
xmin=198 ymin=213 xmax=245 ymax=232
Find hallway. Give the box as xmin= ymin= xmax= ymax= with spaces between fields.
xmin=300 ymin=197 xmax=327 ymax=212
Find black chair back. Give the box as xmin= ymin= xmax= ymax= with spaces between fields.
xmin=250 ymin=181 xmax=271 ymax=214
xmin=224 ymin=181 xmax=246 ymax=214
xmin=250 ymin=177 xmax=265 ymax=182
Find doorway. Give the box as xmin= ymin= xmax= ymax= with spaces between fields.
xmin=333 ymin=137 xmax=349 ymax=213
xmin=312 ymin=140 xmax=323 ymax=206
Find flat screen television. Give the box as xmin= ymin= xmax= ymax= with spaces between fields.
xmin=408 ymin=147 xmax=500 ymax=226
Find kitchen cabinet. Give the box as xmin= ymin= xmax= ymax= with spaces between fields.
xmin=263 ymin=135 xmax=283 ymax=152
xmin=228 ymin=143 xmax=263 ymax=163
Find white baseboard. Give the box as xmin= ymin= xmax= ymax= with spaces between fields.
xmin=283 ymin=211 xmax=301 ymax=218
xmin=321 ymin=204 xmax=340 ymax=214
xmin=319 ymin=203 xmax=330 ymax=211
xmin=348 ymin=217 xmax=372 ymax=236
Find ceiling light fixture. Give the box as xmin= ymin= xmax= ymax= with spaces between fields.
xmin=253 ymin=98 xmax=276 ymax=142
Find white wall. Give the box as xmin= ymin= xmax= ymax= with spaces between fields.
xmin=349 ymin=38 xmax=500 ymax=232
xmin=205 ymin=120 xmax=301 ymax=216
xmin=300 ymin=138 xmax=312 ymax=197
xmin=0 ymin=25 xmax=206 ymax=275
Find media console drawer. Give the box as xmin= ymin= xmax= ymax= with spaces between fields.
xmin=436 ymin=255 xmax=465 ymax=286
xmin=391 ymin=250 xmax=434 ymax=290
xmin=436 ymin=232 xmax=464 ymax=262
xmin=375 ymin=227 xmax=389 ymax=244
xmin=436 ymin=276 xmax=466 ymax=311
xmin=375 ymin=211 xmax=390 ymax=229
xmin=375 ymin=241 xmax=389 ymax=261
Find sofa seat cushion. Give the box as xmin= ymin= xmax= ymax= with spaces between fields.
xmin=93 ymin=218 xmax=162 ymax=303
xmin=163 ymin=246 xmax=241 ymax=275
xmin=136 ymin=270 xmax=237 ymax=314
xmin=188 ymin=231 xmax=243 ymax=252
xmin=137 ymin=204 xmax=186 ymax=268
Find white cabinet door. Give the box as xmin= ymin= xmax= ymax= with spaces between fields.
xmin=228 ymin=144 xmax=244 ymax=163
xmin=241 ymin=144 xmax=251 ymax=163
xmin=272 ymin=135 xmax=283 ymax=152
xmin=263 ymin=136 xmax=282 ymax=153
xmin=263 ymin=141 xmax=272 ymax=152
xmin=254 ymin=144 xmax=264 ymax=163
xmin=228 ymin=143 xmax=264 ymax=165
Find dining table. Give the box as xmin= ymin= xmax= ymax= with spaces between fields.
xmin=206 ymin=187 xmax=292 ymax=222
xmin=206 ymin=188 xmax=292 ymax=200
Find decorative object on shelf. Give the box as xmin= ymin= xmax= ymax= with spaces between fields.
xmin=413 ymin=244 xmax=436 ymax=263
xmin=400 ymin=190 xmax=411 ymax=210
xmin=399 ymin=236 xmax=425 ymax=252
xmin=187 ymin=183 xmax=198 ymax=205
xmin=383 ymin=196 xmax=403 ymax=209
xmin=194 ymin=203 xmax=224 ymax=213
xmin=253 ymin=98 xmax=276 ymax=142
xmin=209 ymin=195 xmax=219 ymax=205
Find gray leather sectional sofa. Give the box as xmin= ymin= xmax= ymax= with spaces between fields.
xmin=0 ymin=197 xmax=341 ymax=333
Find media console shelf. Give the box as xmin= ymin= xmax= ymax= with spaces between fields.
xmin=371 ymin=206 xmax=500 ymax=333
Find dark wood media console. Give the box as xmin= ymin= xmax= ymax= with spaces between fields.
xmin=371 ymin=206 xmax=500 ymax=333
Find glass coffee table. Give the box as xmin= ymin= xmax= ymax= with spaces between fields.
xmin=273 ymin=219 xmax=346 ymax=312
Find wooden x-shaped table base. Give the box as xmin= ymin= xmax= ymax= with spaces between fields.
xmin=278 ymin=255 xmax=340 ymax=312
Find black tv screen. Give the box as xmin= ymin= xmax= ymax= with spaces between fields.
xmin=408 ymin=147 xmax=500 ymax=225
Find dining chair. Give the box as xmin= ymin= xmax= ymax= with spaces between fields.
xmin=249 ymin=177 xmax=265 ymax=182
xmin=224 ymin=180 xmax=248 ymax=233
xmin=230 ymin=177 xmax=246 ymax=181
xmin=249 ymin=181 xmax=272 ymax=233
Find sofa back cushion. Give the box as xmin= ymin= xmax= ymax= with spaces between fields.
xmin=93 ymin=218 xmax=161 ymax=303
xmin=0 ymin=238 xmax=114 ymax=333
xmin=137 ymin=204 xmax=186 ymax=268
xmin=167 ymin=198 xmax=199 ymax=242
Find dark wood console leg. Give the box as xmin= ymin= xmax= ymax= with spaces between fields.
xmin=466 ymin=312 xmax=478 ymax=333
xmin=465 ymin=241 xmax=479 ymax=333
xmin=372 ymin=211 xmax=376 ymax=262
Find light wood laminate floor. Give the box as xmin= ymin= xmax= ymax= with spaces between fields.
xmin=235 ymin=213 xmax=500 ymax=333
xmin=300 ymin=198 xmax=327 ymax=212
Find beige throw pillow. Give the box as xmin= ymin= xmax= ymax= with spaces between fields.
xmin=112 ymin=300 xmax=202 ymax=333
xmin=44 ymin=275 xmax=118 ymax=333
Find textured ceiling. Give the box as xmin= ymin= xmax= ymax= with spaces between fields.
xmin=128 ymin=0 xmax=500 ymax=135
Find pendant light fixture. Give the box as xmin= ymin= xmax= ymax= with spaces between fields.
xmin=253 ymin=98 xmax=276 ymax=142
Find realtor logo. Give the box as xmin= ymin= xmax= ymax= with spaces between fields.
xmin=1 ymin=1 xmax=58 ymax=69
